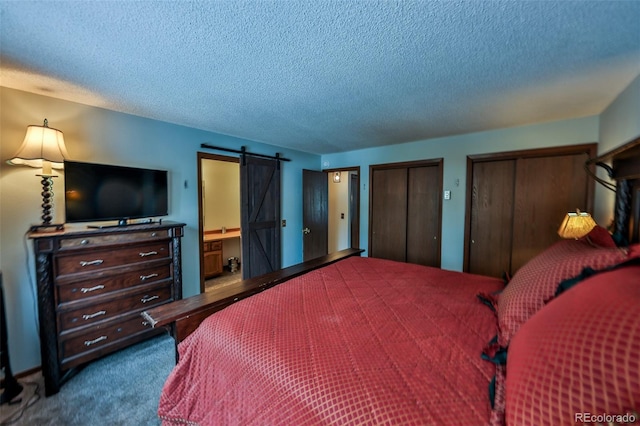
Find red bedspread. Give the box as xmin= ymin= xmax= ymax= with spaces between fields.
xmin=159 ymin=257 xmax=503 ymax=425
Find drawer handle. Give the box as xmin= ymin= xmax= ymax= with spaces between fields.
xmin=82 ymin=310 xmax=106 ymax=320
xmin=84 ymin=336 xmax=107 ymax=346
xmin=79 ymin=259 xmax=104 ymax=267
xmin=139 ymin=251 xmax=158 ymax=257
xmin=140 ymin=273 xmax=159 ymax=281
xmin=81 ymin=285 xmax=105 ymax=293
xmin=141 ymin=295 xmax=160 ymax=303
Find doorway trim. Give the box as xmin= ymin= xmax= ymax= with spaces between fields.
xmin=323 ymin=166 xmax=361 ymax=250
xmin=197 ymin=152 xmax=240 ymax=293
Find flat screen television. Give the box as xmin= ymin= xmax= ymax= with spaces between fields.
xmin=64 ymin=160 xmax=168 ymax=225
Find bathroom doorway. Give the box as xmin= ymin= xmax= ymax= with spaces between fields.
xmin=197 ymin=153 xmax=242 ymax=293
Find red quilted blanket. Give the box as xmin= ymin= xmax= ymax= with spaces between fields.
xmin=159 ymin=257 xmax=503 ymax=425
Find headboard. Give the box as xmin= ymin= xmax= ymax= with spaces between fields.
xmin=588 ymin=135 xmax=640 ymax=245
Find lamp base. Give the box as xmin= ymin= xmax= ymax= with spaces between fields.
xmin=29 ymin=223 xmax=65 ymax=233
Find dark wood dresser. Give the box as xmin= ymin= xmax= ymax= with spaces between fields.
xmin=28 ymin=221 xmax=185 ymax=396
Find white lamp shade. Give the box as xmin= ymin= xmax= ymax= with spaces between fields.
xmin=7 ymin=121 xmax=69 ymax=170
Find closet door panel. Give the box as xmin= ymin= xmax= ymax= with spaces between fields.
xmin=511 ymin=153 xmax=590 ymax=272
xmin=370 ymin=168 xmax=407 ymax=262
xmin=468 ymin=160 xmax=515 ymax=278
xmin=406 ymin=165 xmax=441 ymax=267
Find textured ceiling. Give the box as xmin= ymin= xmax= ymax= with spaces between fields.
xmin=1 ymin=1 xmax=639 ymax=154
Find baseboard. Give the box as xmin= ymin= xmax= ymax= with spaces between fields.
xmin=1 ymin=366 xmax=41 ymax=387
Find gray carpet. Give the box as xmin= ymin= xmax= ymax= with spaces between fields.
xmin=1 ymin=333 xmax=175 ymax=426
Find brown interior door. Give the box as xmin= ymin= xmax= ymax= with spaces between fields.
xmin=302 ymin=169 xmax=328 ymax=261
xmin=468 ymin=160 xmax=516 ymax=278
xmin=511 ymin=153 xmax=591 ymax=272
xmin=406 ymin=165 xmax=442 ymax=267
xmin=370 ymin=161 xmax=443 ymax=266
xmin=370 ymin=167 xmax=408 ymax=262
xmin=240 ymin=155 xmax=281 ymax=279
xmin=465 ymin=144 xmax=595 ymax=278
xmin=350 ymin=173 xmax=360 ymax=249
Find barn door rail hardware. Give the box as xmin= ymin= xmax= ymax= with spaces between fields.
xmin=201 ymin=144 xmax=291 ymax=163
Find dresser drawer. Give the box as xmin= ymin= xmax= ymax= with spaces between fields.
xmin=56 ymin=242 xmax=170 ymax=276
xmin=56 ymin=264 xmax=171 ymax=303
xmin=58 ymin=285 xmax=172 ymax=333
xmin=59 ymin=230 xmax=170 ymax=249
xmin=60 ymin=314 xmax=151 ymax=363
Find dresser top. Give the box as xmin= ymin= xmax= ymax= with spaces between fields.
xmin=27 ymin=220 xmax=186 ymax=240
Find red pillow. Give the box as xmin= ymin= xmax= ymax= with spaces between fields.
xmin=496 ymin=239 xmax=625 ymax=347
xmin=579 ymin=225 xmax=617 ymax=248
xmin=505 ymin=265 xmax=640 ymax=425
xmin=486 ymin=239 xmax=631 ymax=425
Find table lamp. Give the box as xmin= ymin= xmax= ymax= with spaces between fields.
xmin=7 ymin=119 xmax=69 ymax=231
xmin=557 ymin=209 xmax=597 ymax=239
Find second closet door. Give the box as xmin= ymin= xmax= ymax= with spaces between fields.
xmin=370 ymin=167 xmax=407 ymax=262
xmin=465 ymin=144 xmax=596 ymax=278
xmin=406 ymin=165 xmax=441 ymax=266
xmin=369 ymin=159 xmax=442 ymax=267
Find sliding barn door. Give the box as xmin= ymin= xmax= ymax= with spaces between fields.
xmin=369 ymin=159 xmax=442 ymax=267
xmin=240 ymin=155 xmax=281 ymax=279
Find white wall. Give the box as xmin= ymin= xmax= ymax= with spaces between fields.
xmin=201 ymin=159 xmax=240 ymax=231
xmin=600 ymin=73 xmax=640 ymax=152
xmin=0 ymin=87 xmax=320 ymax=373
xmin=202 ymin=159 xmax=242 ymax=261
xmin=595 ymin=73 xmax=640 ymax=227
xmin=328 ymin=172 xmax=350 ymax=252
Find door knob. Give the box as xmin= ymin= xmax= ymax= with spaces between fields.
xmin=303 ymin=227 xmax=311 ymax=235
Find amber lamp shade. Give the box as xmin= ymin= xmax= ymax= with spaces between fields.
xmin=557 ymin=210 xmax=597 ymax=239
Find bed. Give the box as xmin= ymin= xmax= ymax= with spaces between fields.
xmin=144 ymin=136 xmax=640 ymax=426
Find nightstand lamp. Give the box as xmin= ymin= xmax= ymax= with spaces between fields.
xmin=7 ymin=119 xmax=70 ymax=231
xmin=557 ymin=209 xmax=597 ymax=239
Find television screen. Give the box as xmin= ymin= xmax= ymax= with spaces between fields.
xmin=64 ymin=160 xmax=168 ymax=224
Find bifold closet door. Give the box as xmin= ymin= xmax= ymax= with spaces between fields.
xmin=465 ymin=144 xmax=595 ymax=278
xmin=406 ymin=165 xmax=441 ymax=266
xmin=370 ymin=168 xmax=407 ymax=262
xmin=369 ymin=161 xmax=442 ymax=267
xmin=468 ymin=160 xmax=516 ymax=278
xmin=511 ymin=154 xmax=590 ymax=272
